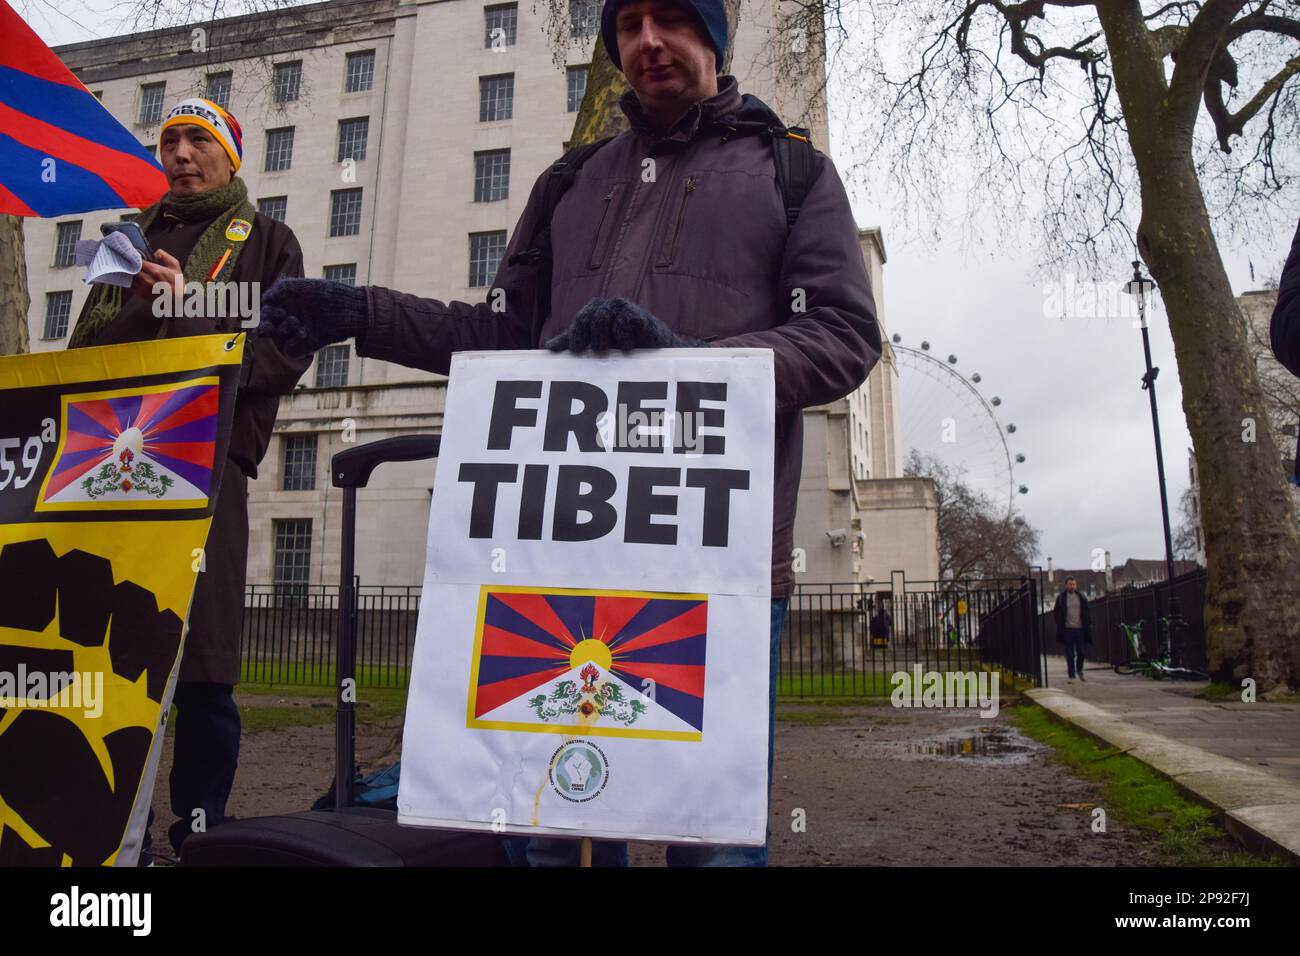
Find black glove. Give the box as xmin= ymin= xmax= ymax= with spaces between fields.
xmin=545 ymin=297 xmax=706 ymax=352
xmin=257 ymin=278 xmax=369 ymax=357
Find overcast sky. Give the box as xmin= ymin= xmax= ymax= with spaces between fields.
xmin=20 ymin=1 xmax=1300 ymax=572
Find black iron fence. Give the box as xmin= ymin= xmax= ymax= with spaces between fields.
xmin=240 ymin=584 xmax=418 ymax=689
xmin=241 ymin=572 xmax=1050 ymax=694
xmin=977 ymin=574 xmax=1047 ymax=685
xmin=1039 ymin=569 xmax=1207 ymax=671
xmin=779 ymin=572 xmax=1045 ymax=696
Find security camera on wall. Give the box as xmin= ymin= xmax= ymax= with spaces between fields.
xmin=826 ymin=528 xmax=848 ymax=547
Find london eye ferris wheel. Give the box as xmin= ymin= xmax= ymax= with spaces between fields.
xmin=890 ymin=334 xmax=1028 ymax=520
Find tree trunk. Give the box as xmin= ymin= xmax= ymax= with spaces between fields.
xmin=568 ymin=1 xmax=743 ymax=148
xmin=1138 ymin=162 xmax=1300 ymax=690
xmin=0 ymin=215 xmax=30 ymax=356
xmin=1098 ymin=4 xmax=1300 ymax=691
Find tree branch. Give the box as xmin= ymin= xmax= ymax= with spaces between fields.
xmin=955 ymin=0 xmax=1103 ymax=72
xmin=1168 ymin=0 xmax=1252 ymax=116
xmin=1203 ymin=12 xmax=1300 ymax=150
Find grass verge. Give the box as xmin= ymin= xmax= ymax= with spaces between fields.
xmin=235 ymin=682 xmax=408 ymax=734
xmin=1012 ymin=700 xmax=1282 ymax=866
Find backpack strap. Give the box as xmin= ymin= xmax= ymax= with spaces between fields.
xmin=508 ymin=137 xmax=614 ymax=271
xmin=713 ymin=101 xmax=818 ymax=231
xmin=770 ymin=125 xmax=816 ymax=230
xmin=506 ymin=136 xmax=614 ymax=343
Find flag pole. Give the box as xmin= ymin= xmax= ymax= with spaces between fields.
xmin=580 ymin=837 xmax=592 ymax=867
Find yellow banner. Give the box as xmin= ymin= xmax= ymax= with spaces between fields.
xmin=0 ymin=334 xmax=243 ymax=866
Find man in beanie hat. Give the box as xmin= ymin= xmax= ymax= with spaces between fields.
xmin=258 ymin=0 xmax=880 ymax=866
xmin=68 ymin=97 xmax=311 ymax=862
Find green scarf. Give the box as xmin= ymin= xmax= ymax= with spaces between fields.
xmin=68 ymin=177 xmax=257 ymax=349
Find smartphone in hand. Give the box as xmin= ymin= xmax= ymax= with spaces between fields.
xmin=100 ymin=221 xmax=154 ymax=261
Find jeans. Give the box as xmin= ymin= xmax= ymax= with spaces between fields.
xmin=503 ymin=596 xmax=789 ymax=867
xmin=1062 ymin=628 xmax=1086 ymax=678
xmin=143 ymin=682 xmax=241 ymax=858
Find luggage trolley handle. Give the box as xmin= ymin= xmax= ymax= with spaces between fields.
xmin=331 ymin=436 xmax=441 ymax=809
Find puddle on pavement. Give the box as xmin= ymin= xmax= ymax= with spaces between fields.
xmin=857 ymin=728 xmax=1039 ymax=765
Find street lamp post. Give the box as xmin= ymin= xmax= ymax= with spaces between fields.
xmin=1124 ymin=260 xmax=1181 ymax=636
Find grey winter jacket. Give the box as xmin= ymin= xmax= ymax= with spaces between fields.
xmin=357 ymin=75 xmax=882 ymax=595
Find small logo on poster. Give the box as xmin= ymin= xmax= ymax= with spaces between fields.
xmin=549 ymin=740 xmax=609 ymax=803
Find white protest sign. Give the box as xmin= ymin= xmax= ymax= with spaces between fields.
xmin=397 ymin=349 xmax=775 ymax=845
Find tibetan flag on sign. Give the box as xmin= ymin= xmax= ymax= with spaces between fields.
xmin=0 ymin=334 xmax=242 ymax=867
xmin=468 ymin=587 xmax=708 ymax=741
xmin=0 ymin=0 xmax=167 ymax=217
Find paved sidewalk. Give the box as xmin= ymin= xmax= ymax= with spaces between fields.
xmin=1027 ymin=655 xmax=1300 ymax=863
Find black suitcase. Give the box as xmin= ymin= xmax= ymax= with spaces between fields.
xmin=180 ymin=807 xmax=507 ymax=867
xmin=181 ymin=436 xmax=509 ymax=867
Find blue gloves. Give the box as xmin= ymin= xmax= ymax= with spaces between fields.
xmin=546 ymin=297 xmax=706 ymax=352
xmin=257 ymin=278 xmax=369 ymax=357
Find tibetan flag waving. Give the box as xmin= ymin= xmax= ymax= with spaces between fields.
xmin=0 ymin=0 xmax=167 ymax=217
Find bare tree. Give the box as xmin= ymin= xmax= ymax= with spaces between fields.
xmin=791 ymin=0 xmax=1300 ymax=690
xmin=1173 ymin=485 xmax=1203 ymax=561
xmin=906 ymin=449 xmax=1042 ymax=578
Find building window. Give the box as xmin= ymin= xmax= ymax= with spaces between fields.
xmin=567 ymin=65 xmax=588 ymax=112
xmin=323 ymin=263 xmax=357 ymax=284
xmin=474 ymin=149 xmax=511 ymax=202
xmin=273 ymin=61 xmax=302 ymax=103
xmin=282 ymin=434 xmax=318 ymax=491
xmin=53 ymin=221 xmax=82 ymax=267
xmin=469 ymin=231 xmax=507 ymax=288
xmin=315 ymin=345 xmax=350 ymax=388
xmin=42 ymin=291 xmax=72 ymax=339
xmin=139 ymin=82 xmax=165 ymax=125
xmin=206 ymin=71 xmax=232 ymax=109
xmin=337 ymin=117 xmax=369 ymax=162
xmin=569 ymin=0 xmax=600 ymax=38
xmin=479 ymin=74 xmax=514 ymax=122
xmin=264 ymin=127 xmax=295 ymax=172
xmin=272 ymin=518 xmax=312 ymax=606
xmin=258 ymin=196 xmax=287 ymax=222
xmin=485 ymin=3 xmax=518 ymax=48
xmin=329 ymin=188 xmax=363 ymax=237
xmin=345 ymin=51 xmax=375 ymax=93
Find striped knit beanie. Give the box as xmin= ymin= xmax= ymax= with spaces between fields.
xmin=160 ymin=98 xmax=244 ymax=171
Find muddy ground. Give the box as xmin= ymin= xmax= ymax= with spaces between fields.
xmin=148 ymin=694 xmax=1153 ymax=866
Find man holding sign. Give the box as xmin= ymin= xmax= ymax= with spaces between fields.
xmin=258 ymin=0 xmax=880 ymax=865
xmin=68 ymin=96 xmax=310 ymax=861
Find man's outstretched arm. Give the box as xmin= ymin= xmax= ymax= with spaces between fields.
xmin=258 ymin=168 xmax=556 ymax=374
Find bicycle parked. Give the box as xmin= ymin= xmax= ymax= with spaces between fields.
xmin=1113 ymin=616 xmax=1209 ymax=681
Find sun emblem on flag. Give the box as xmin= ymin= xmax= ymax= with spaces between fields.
xmin=526 ymin=647 xmax=651 ymax=727
xmin=467 ymin=587 xmax=707 ymax=742
xmin=36 ymin=380 xmax=220 ymax=511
